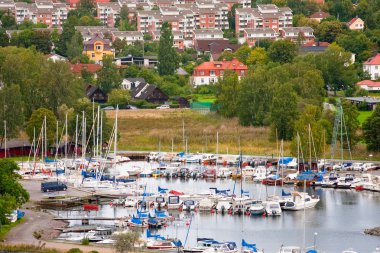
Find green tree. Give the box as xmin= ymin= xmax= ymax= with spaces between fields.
xmin=218 ymin=51 xmax=234 ymax=61
xmin=228 ymin=4 xmax=241 ymax=32
xmin=26 ymin=108 xmax=58 ymax=145
xmin=215 ymin=70 xmax=241 ymax=118
xmin=0 ymin=159 xmax=29 ymax=224
xmin=96 ymin=55 xmax=122 ymax=94
xmin=315 ymin=21 xmax=345 ymax=43
xmin=78 ymin=0 xmax=95 ymax=16
xmin=336 ymin=31 xmax=375 ymax=62
xmin=268 ymin=39 xmax=297 ymax=64
xmin=66 ymin=31 xmax=84 ymax=60
xmin=157 ymin=22 xmax=179 ymax=75
xmin=11 ymin=29 xmax=33 ymax=48
xmin=341 ymin=100 xmax=360 ymax=146
xmin=113 ymin=232 xmax=140 ymax=253
xmin=234 ymin=45 xmax=251 ymax=64
xmin=108 ymin=89 xmax=131 ymax=106
xmin=0 ymin=85 xmax=24 ymax=139
xmin=0 ymin=28 xmax=9 ymax=47
xmin=0 ymin=10 xmax=16 ymax=29
xmin=246 ymin=47 xmax=268 ymax=66
xmin=270 ymin=83 xmax=299 ymax=140
xmin=31 ymin=30 xmax=52 ymax=54
xmin=363 ymin=106 xmax=380 ymax=151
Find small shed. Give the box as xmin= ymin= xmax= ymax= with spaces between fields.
xmin=345 ymin=97 xmax=380 ymax=110
xmin=0 ymin=139 xmax=32 ymax=158
xmin=86 ymin=85 xmax=108 ymax=104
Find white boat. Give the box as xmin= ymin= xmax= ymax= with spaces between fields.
xmin=242 ymin=166 xmax=255 ymax=179
xmin=217 ymin=167 xmax=232 ymax=178
xmin=282 ymin=192 xmax=319 ymax=211
xmin=249 ymin=200 xmax=266 ymax=216
xmin=183 ymin=239 xmax=217 ymax=253
xmin=167 ymin=195 xmax=182 ymax=209
xmin=277 ymin=246 xmax=301 ymax=253
xmin=265 ymin=201 xmax=282 ymax=216
xmin=216 ymin=199 xmax=232 ymax=214
xmin=342 ymin=248 xmax=357 ymax=253
xmin=186 ymin=154 xmax=203 ymax=163
xmin=336 ymin=174 xmax=355 ymax=189
xmin=203 ymin=242 xmax=238 ymax=253
xmin=115 ymin=164 xmax=141 ymax=176
xmin=183 ymin=199 xmax=198 ymax=211
xmin=124 ymin=197 xmax=137 ymax=207
xmin=360 ymin=174 xmax=376 ymax=191
xmin=198 ymin=198 xmax=215 ymax=212
xmin=148 ymin=152 xmax=160 ymax=161
xmin=253 ymin=166 xmax=267 ymax=181
xmin=154 ymin=196 xmax=167 ymax=209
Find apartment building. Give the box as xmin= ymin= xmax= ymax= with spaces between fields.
xmin=235 ymin=4 xmax=292 ymax=36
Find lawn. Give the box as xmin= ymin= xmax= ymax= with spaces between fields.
xmin=193 ymin=94 xmax=216 ymax=103
xmin=0 ymin=218 xmax=24 ymax=240
xmin=357 ymin=110 xmax=373 ymax=125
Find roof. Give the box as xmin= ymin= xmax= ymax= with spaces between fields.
xmin=364 ymin=53 xmax=380 ymax=65
xmin=347 ymin=17 xmax=363 ymax=26
xmin=195 ymin=39 xmax=239 ymax=54
xmin=0 ymin=139 xmax=31 ymax=149
xmin=309 ymin=11 xmax=330 ymax=19
xmin=132 ymin=83 xmax=167 ymax=100
xmin=193 ymin=29 xmax=223 ymax=36
xmin=303 ymin=41 xmax=330 ymax=47
xmin=345 ymin=97 xmax=380 ymax=104
xmin=83 ymin=34 xmax=112 ymax=51
xmin=357 ymin=80 xmax=380 ymax=87
xmin=71 ymin=63 xmax=102 ymax=73
xmin=86 ymin=85 xmax=106 ymax=97
xmin=194 ymin=58 xmax=248 ymax=71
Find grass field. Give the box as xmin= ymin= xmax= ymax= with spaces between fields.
xmin=0 ymin=218 xmax=24 ymax=240
xmin=357 ymin=110 xmax=373 ymax=125
xmin=106 ymin=109 xmax=379 ymax=160
xmin=193 ymin=94 xmax=216 ymax=103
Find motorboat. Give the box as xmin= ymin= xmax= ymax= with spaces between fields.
xmin=167 ymin=195 xmax=182 ymax=210
xmin=231 ymin=197 xmax=253 ymax=215
xmin=359 ymin=174 xmax=376 ymax=191
xmin=164 ymin=166 xmax=180 ymax=178
xmin=183 ymin=238 xmax=219 ymax=253
xmin=249 ymin=200 xmax=266 ymax=216
xmin=202 ymin=154 xmax=216 ymax=165
xmin=336 ymin=174 xmax=355 ymax=189
xmin=216 ymin=199 xmax=232 ymax=214
xmin=128 ymin=216 xmax=148 ymax=228
xmin=282 ymin=192 xmax=319 ymax=211
xmin=146 ymin=239 xmax=183 ymax=250
xmin=198 ymin=198 xmax=215 ymax=212
xmin=185 ymin=154 xmax=203 ymax=163
xmin=115 ymin=164 xmax=142 ymax=177
xmin=124 ymin=198 xmax=137 ymax=207
xmin=265 ymin=201 xmax=282 ymax=216
xmin=278 ymin=246 xmax=301 ymax=253
xmin=183 ymin=199 xmax=198 ymax=211
xmin=217 ymin=167 xmax=232 ymax=178
xmin=253 ymin=166 xmax=267 ymax=182
xmin=321 ymin=172 xmax=338 ymax=188
xmin=242 ymin=166 xmax=255 ymax=179
xmin=342 ymin=249 xmax=358 ymax=253
xmin=203 ymin=242 xmax=238 ymax=253
xmin=140 ymin=167 xmax=153 ymax=177
xmin=154 ymin=196 xmax=167 ymax=209
xmin=148 ymin=152 xmax=160 ymax=161
xmin=203 ymin=168 xmax=217 ymax=179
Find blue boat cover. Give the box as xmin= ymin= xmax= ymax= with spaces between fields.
xmin=306 ymin=250 xmax=317 ymax=253
xmin=147 ymin=229 xmax=165 ymax=240
xmin=278 ymin=157 xmax=294 ymax=165
xmin=131 ymin=215 xmax=143 ymax=225
xmin=173 ymin=240 xmax=183 ymax=247
xmin=17 ymin=210 xmax=25 ymax=219
xmin=282 ymin=189 xmax=291 ymax=196
xmin=242 ymin=239 xmax=257 ymax=252
xmin=158 ymin=186 xmax=168 ymax=193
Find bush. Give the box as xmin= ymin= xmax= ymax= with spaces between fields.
xmin=33 ymin=230 xmax=43 ymax=239
xmin=66 ymin=248 xmax=83 ymax=253
xmin=113 ymin=232 xmax=140 ymax=253
xmin=81 ymin=238 xmax=90 ymax=245
xmin=328 ymin=97 xmax=336 ymax=105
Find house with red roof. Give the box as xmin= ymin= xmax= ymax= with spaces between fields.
xmin=309 ymin=11 xmax=330 ymax=23
xmin=363 ymin=53 xmax=380 ymax=80
xmin=357 ymin=80 xmax=380 ymax=91
xmin=70 ymin=63 xmax=102 ymax=74
xmin=347 ymin=17 xmax=364 ymax=30
xmin=191 ymin=58 xmax=248 ymax=86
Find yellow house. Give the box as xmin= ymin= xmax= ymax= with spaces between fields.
xmin=83 ymin=34 xmax=115 ymax=63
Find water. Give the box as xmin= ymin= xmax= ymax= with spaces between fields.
xmin=54 ymin=162 xmax=380 ymax=253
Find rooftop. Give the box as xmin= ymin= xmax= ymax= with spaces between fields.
xmin=364 ymin=53 xmax=380 ymax=65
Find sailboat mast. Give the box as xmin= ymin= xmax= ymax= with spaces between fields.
xmin=75 ymin=115 xmax=78 ymax=160
xmin=297 ymin=132 xmax=300 ymax=174
xmin=44 ymin=116 xmax=47 ymax=158
xmin=171 ymin=138 xmax=174 ymax=153
xmin=56 ymin=120 xmax=59 ymax=157
xmin=114 ymin=105 xmax=118 ymax=156
xmin=100 ymin=112 xmax=103 ymax=156
xmin=82 ymin=111 xmax=85 ymax=161
xmin=96 ymin=106 xmax=100 ymax=157
xmin=309 ymin=124 xmax=312 ymax=171
xmin=65 ymin=114 xmax=68 ymax=160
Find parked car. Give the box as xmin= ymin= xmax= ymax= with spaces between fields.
xmin=102 ymin=106 xmax=115 ymax=110
xmin=156 ymin=105 xmax=170 ymax=109
xmin=41 ymin=181 xmax=67 ymax=192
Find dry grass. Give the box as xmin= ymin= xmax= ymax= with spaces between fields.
xmin=105 ymin=109 xmax=380 ymax=160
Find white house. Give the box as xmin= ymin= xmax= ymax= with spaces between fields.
xmin=121 ymin=78 xmax=146 ymax=90
xmin=363 ymin=53 xmax=380 ymax=80
xmin=357 ymin=80 xmax=380 ymax=91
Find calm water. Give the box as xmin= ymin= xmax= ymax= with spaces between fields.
xmin=55 ymin=162 xmax=380 ymax=253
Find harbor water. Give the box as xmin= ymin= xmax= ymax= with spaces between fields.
xmin=54 ymin=162 xmax=380 ymax=253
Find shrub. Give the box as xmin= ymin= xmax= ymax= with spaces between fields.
xmin=113 ymin=231 xmax=141 ymax=253
xmin=81 ymin=238 xmax=90 ymax=245
xmin=66 ymin=248 xmax=83 ymax=253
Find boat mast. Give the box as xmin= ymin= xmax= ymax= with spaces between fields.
xmin=82 ymin=111 xmax=85 ymax=162
xmin=114 ymin=105 xmax=118 ymax=157
xmin=96 ymin=106 xmax=100 ymax=158
xmin=44 ymin=115 xmax=47 ymax=159
xmin=297 ymin=132 xmax=300 ymax=175
xmin=182 ymin=119 xmax=185 ymax=152
xmin=309 ymin=124 xmax=312 ymax=171
xmin=100 ymin=111 xmax=103 ymax=156
xmin=65 ymin=114 xmax=68 ymax=163
xmin=171 ymin=138 xmax=174 ymax=153
xmin=75 ymin=114 xmax=78 ymax=160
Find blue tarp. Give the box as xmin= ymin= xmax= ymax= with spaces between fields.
xmin=158 ymin=186 xmax=168 ymax=193
xmin=17 ymin=210 xmax=25 ymax=220
xmin=242 ymin=239 xmax=257 ymax=252
xmin=278 ymin=157 xmax=294 ymax=165
xmin=297 ymin=170 xmax=315 ymax=180
xmin=282 ymin=189 xmax=291 ymax=196
xmin=131 ymin=215 xmax=143 ymax=225
xmin=147 ymin=229 xmax=165 ymax=240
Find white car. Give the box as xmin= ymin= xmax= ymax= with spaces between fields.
xmin=156 ymin=105 xmax=170 ymax=109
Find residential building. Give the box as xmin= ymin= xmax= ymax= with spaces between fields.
xmin=345 ymin=97 xmax=380 ymax=110
xmin=83 ymin=35 xmax=115 ymax=62
xmin=0 ymin=0 xmax=14 ymax=11
xmin=309 ymin=11 xmax=330 ymax=23
xmin=131 ymin=83 xmax=169 ymax=104
xmin=13 ymin=0 xmax=68 ymax=27
xmin=114 ymin=55 xmax=158 ymax=67
xmin=75 ymin=26 xmax=118 ymax=41
xmin=347 ymin=17 xmax=364 ymax=31
xmin=363 ymin=53 xmax=380 ymax=80
xmin=121 ymin=78 xmax=146 ymax=90
xmin=279 ymin=27 xmax=314 ymax=44
xmin=70 ymin=63 xmax=102 ymax=77
xmin=111 ymin=31 xmax=144 ymax=44
xmin=86 ymin=85 xmax=108 ymax=103
xmin=242 ymin=28 xmax=278 ymax=46
xmin=173 ymin=30 xmax=185 ymax=49
xmin=194 ymin=39 xmax=239 ymax=60
xmin=193 ymin=29 xmax=224 ymax=40
xmin=191 ymin=58 xmax=248 ymax=86
xmin=299 ymin=41 xmax=330 ymax=54
xmin=357 ymin=80 xmax=380 ymax=91
xmin=235 ymin=4 xmax=292 ymax=36
xmin=97 ymin=2 xmax=121 ymax=27
xmin=47 ymin=53 xmax=67 ymax=62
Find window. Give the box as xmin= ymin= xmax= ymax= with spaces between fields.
xmin=201 ymin=78 xmax=204 ymax=83
xmin=200 ymin=71 xmax=205 ymax=75
xmin=265 ymin=20 xmax=269 ymax=23
xmin=96 ymin=45 xmax=102 ymax=50
xmin=210 ymin=70 xmax=215 ymax=76
xmin=241 ymin=70 xmax=245 ymax=76
xmin=209 ymin=20 xmax=213 ymax=23
xmin=201 ymin=15 xmax=206 ymax=18
xmin=273 ymin=20 xmax=277 ymax=23
xmin=91 ymin=53 xmax=95 ymax=58
xmin=376 ymin=66 xmax=378 ymax=70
